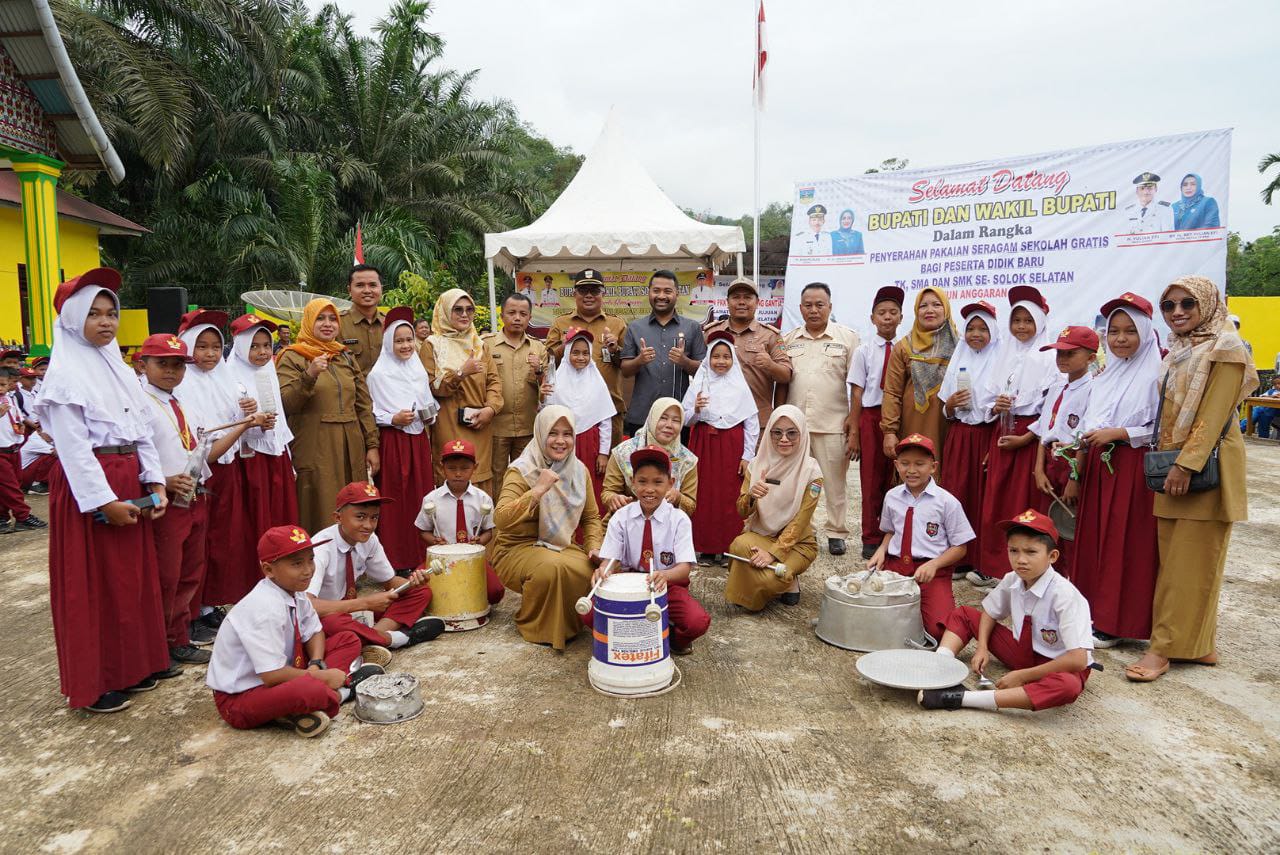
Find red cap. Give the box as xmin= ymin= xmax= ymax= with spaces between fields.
xmin=230 ymin=313 xmax=278 ymax=337
xmin=1039 ymin=325 xmax=1100 ymax=352
xmin=997 ymin=508 xmax=1059 ymax=542
xmin=383 ymin=306 xmax=414 ymax=328
xmin=872 ymin=285 xmax=906 ymax=308
xmin=335 ymin=480 xmax=394 ymax=509
xmin=129 ymin=350 xmax=144 ymax=365
xmin=895 ymin=433 xmax=936 ymax=457
xmin=178 ymin=309 xmax=229 ymax=336
xmin=257 ymin=524 xmax=331 ymax=563
xmin=137 ymin=333 xmax=194 ymax=361
xmin=1008 ymin=285 xmax=1049 ymax=315
xmin=564 ymin=326 xmax=595 ymax=345
xmin=1100 ymin=292 xmax=1154 ymax=320
xmin=53 ymin=267 xmax=122 ymax=313
xmin=629 ymin=444 xmax=671 ymax=472
xmin=0 ymin=349 xmax=22 ymax=360
xmin=441 ymin=438 xmax=477 ymax=462
xmin=706 ymin=330 xmax=735 ymax=347
xmin=18 ymin=367 xmax=37 ymax=377
xmin=31 ymin=356 xmax=49 ymax=367
xmin=960 ymin=301 xmax=997 ymax=320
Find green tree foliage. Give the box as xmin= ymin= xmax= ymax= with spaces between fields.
xmin=55 ymin=0 xmax=579 ymax=308
xmin=1226 ymin=228 xmax=1280 ymax=296
xmin=1260 ymin=152 xmax=1280 ymax=205
xmin=384 ymin=267 xmax=492 ymax=332
xmin=690 ymin=200 xmax=794 ymax=243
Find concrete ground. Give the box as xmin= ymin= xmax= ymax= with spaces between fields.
xmin=1 ymin=443 xmax=1278 ymax=854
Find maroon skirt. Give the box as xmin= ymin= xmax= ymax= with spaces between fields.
xmin=977 ymin=415 xmax=1039 ymax=578
xmin=376 ymin=426 xmax=435 ymax=570
xmin=49 ymin=452 xmax=169 ymax=707
xmin=939 ymin=420 xmax=994 ymax=569
xmin=201 ymin=458 xmax=256 ymax=606
xmin=688 ymin=421 xmax=746 ymax=554
xmin=575 ymin=424 xmax=605 ymax=508
xmin=241 ymin=450 xmax=299 ymax=535
xmin=1072 ymin=442 xmax=1157 ymax=639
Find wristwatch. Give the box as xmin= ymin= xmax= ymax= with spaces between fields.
xmin=307 ymin=658 xmax=327 ymax=670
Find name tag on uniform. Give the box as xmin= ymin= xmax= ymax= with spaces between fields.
xmin=823 ymin=342 xmax=847 ymax=357
xmin=342 ymin=338 xmax=359 ymax=346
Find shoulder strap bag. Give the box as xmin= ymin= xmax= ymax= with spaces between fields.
xmin=1143 ymin=372 xmax=1230 ymax=493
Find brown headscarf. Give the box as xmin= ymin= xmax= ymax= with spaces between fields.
xmin=1158 ymin=275 xmax=1258 ymax=447
xmin=280 ymin=298 xmax=347 ymax=362
xmin=905 ymin=287 xmax=957 ymax=412
xmin=427 ymin=288 xmax=485 ymax=385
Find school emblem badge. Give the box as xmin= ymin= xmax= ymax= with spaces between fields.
xmin=1040 ymin=628 xmax=1060 ymax=645
xmin=641 ymin=549 xmax=654 ymax=567
xmin=925 ymin=521 xmax=940 ymax=537
xmin=451 ymin=441 xmax=466 ymax=453
xmin=1016 ymin=510 xmax=1037 ymax=524
xmin=1122 ymin=292 xmax=1135 ymax=302
xmin=660 ymin=551 xmax=674 ymax=566
xmin=246 ymin=315 xmax=258 ymax=323
xmin=166 ymin=336 xmax=182 ymax=350
xmin=363 ymin=482 xmax=378 ymax=497
xmin=1059 ymin=327 xmax=1071 ymax=340
xmin=289 ymin=528 xmax=307 ymax=544
xmin=1067 ymin=414 xmax=1079 ymax=429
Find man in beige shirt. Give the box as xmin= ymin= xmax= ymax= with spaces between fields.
xmin=339 ymin=264 xmax=385 ymax=376
xmin=703 ymin=277 xmax=792 ymax=431
xmin=782 ymin=282 xmax=860 ymax=554
xmin=483 ymin=292 xmax=546 ymax=477
xmin=545 ymin=269 xmax=627 ymax=445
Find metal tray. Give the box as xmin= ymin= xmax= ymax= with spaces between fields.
xmin=855 ymin=648 xmax=970 ymax=690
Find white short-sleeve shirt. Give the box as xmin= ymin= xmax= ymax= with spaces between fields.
xmin=847 ymin=336 xmax=895 ymax=408
xmin=982 ymin=567 xmax=1095 ymax=664
xmin=142 ymin=384 xmax=211 ymax=481
xmin=414 ymin=483 xmax=494 ymax=543
xmin=599 ymin=500 xmax=696 ymax=573
xmin=1030 ymin=374 xmax=1092 ymax=446
xmin=307 ymin=523 xmax=396 ymax=600
xmin=878 ymin=479 xmax=975 ymax=559
xmin=206 ymin=578 xmax=322 ymax=693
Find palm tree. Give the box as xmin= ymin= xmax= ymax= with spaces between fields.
xmin=1261 ymin=152 xmax=1280 ymax=205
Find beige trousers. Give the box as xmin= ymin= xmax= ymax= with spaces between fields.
xmin=808 ymin=432 xmax=851 ymax=539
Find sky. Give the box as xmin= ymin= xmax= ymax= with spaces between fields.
xmin=311 ymin=0 xmax=1280 ymax=240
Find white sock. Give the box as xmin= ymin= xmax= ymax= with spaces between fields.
xmin=388 ymin=630 xmax=410 ymax=649
xmin=960 ymin=690 xmax=998 ymax=711
xmin=338 ymin=687 xmax=351 ymax=702
xmin=936 ymin=647 xmax=956 ymax=659
xmin=200 ymin=606 xmax=214 ymax=616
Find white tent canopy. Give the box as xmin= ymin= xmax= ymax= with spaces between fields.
xmin=483 ymin=110 xmax=746 ymax=319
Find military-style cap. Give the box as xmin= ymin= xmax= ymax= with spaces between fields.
xmin=998 ymin=508 xmax=1059 ymax=543
xmin=726 ymin=277 xmax=758 ymax=296
xmin=1039 ymin=326 xmax=1100 ymax=353
xmin=807 ymin=204 xmax=828 ymax=217
xmin=137 ymin=333 xmax=194 ymax=362
xmin=571 ymin=269 xmax=604 ymax=290
xmin=1132 ymin=172 xmax=1161 ymax=186
xmin=1100 ymin=292 xmax=1153 ymax=320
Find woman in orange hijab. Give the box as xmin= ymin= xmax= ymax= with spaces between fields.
xmin=879 ymin=287 xmax=958 ymax=468
xmin=276 ymin=299 xmax=380 ymax=530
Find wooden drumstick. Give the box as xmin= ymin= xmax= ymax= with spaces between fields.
xmin=575 ymin=559 xmax=616 ymax=615
xmin=724 ymin=552 xmax=788 ymax=578
xmin=645 ymin=557 xmax=662 ymax=622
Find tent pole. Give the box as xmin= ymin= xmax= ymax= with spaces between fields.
xmin=486 ymin=258 xmax=497 ymax=333
xmin=736 ymin=252 xmax=743 ymax=277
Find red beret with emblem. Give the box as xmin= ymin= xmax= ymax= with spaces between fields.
xmin=230 ymin=313 xmax=278 ymax=337
xmin=334 ymin=480 xmax=395 ymax=509
xmin=629 ymin=444 xmax=672 ymax=472
xmin=706 ymin=329 xmax=735 ymax=347
xmin=872 ymin=285 xmax=906 ymax=309
xmin=960 ymin=301 xmax=997 ymax=321
xmin=137 ymin=333 xmax=195 ymax=362
xmin=53 ymin=267 xmax=122 ymax=313
xmin=441 ymin=438 xmax=477 ymax=462
xmin=564 ymin=326 xmax=595 ymax=346
xmin=257 ymin=525 xmax=331 ymax=563
xmin=997 ymin=508 xmax=1059 ymax=542
xmin=1100 ymin=292 xmax=1154 ymax=320
xmin=177 ymin=309 xmax=229 ymax=336
xmin=383 ymin=306 xmax=414 ymax=328
xmin=1007 ymin=285 xmax=1049 ymax=315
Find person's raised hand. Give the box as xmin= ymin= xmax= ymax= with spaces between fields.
xmin=306 ymin=354 xmax=329 ymax=378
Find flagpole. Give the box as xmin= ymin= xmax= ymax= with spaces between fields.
xmin=753 ymin=86 xmax=760 ymax=285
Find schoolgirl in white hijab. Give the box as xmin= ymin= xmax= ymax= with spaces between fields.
xmin=367 ymin=307 xmax=439 ymax=435
xmin=225 ymin=314 xmax=293 ymax=455
xmin=941 ymin=302 xmax=1001 ymax=427
xmin=176 ymin=310 xmax=241 ymax=465
xmin=682 ymin=333 xmax=760 ymax=459
xmin=981 ymin=286 xmax=1056 ymax=418
xmin=545 ymin=327 xmax=616 ymax=455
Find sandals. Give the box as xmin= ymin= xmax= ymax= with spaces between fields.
xmin=1124 ymin=660 xmax=1170 ymax=682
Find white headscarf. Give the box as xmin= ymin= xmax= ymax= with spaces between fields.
xmin=510 ymin=405 xmax=589 ymax=549
xmin=746 ymin=405 xmax=824 ymax=537
xmin=941 ymin=308 xmax=1001 ymax=425
xmin=1081 ymin=306 xmax=1162 ymax=434
xmin=682 ymin=339 xmax=757 ymax=429
xmin=981 ymin=299 xmax=1056 ymax=417
xmin=176 ymin=323 xmax=241 ymax=465
xmin=546 ymin=332 xmax=615 ymax=434
xmin=225 ymin=322 xmax=294 ymax=454
xmin=33 ymin=287 xmax=151 ymax=442
xmin=367 ymin=319 xmax=439 ymax=436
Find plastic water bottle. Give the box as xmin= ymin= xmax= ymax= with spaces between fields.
xmin=955 ymin=368 xmax=971 ymax=411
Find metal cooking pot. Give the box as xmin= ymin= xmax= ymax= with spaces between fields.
xmin=814 ymin=572 xmax=936 ymax=653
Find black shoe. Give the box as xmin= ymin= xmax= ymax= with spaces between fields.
xmin=188 ymin=620 xmax=217 ymax=647
xmin=86 ymin=691 xmax=132 ymax=713
xmin=15 ymin=514 xmax=48 ymax=530
xmin=197 ymin=607 xmax=227 ymax=630
xmin=697 ymin=553 xmax=714 ymax=566
xmin=343 ymin=663 xmax=385 ymax=701
xmin=152 ymin=658 xmax=184 ymax=680
xmin=278 ymin=710 xmax=331 ymax=738
xmin=28 ymin=482 xmax=49 ymax=495
xmin=828 ymin=538 xmax=847 ymax=556
xmin=125 ymin=676 xmax=158 ymax=693
xmin=406 ymin=617 xmax=446 ymax=645
xmin=170 ymin=644 xmax=211 ymax=664
xmin=917 ymin=685 xmax=966 ymax=710
xmin=672 ymin=642 xmax=694 ymax=656
xmin=779 ymin=591 xmax=800 ymax=606
xmin=861 ymin=543 xmax=878 ymax=560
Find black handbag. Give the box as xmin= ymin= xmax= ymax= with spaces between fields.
xmin=1143 ymin=373 xmax=1229 ymax=494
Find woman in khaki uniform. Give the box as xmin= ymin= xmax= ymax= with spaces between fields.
xmin=277 ymin=299 xmax=379 ymax=532
xmin=420 ymin=289 xmax=503 ymax=493
xmin=1126 ymin=276 xmax=1256 ymax=682
xmin=600 ymin=397 xmax=698 ymax=518
xmin=880 ymin=287 xmax=958 ymax=465
xmin=493 ymin=405 xmax=603 ymax=649
xmin=725 ymin=405 xmax=824 ymax=610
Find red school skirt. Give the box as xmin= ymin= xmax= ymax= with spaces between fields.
xmin=200 ymin=458 xmax=256 ymax=606
xmin=376 ymin=426 xmax=435 ymax=570
xmin=48 ymin=452 xmax=169 ymax=707
xmin=575 ymin=423 xmax=605 ymax=509
xmin=976 ymin=415 xmax=1039 ymax=578
xmin=688 ymin=421 xmax=746 ymax=554
xmin=241 ymin=449 xmax=299 ymax=536
xmin=1071 ymin=442 xmax=1157 ymax=639
xmin=938 ymin=420 xmax=994 ymax=569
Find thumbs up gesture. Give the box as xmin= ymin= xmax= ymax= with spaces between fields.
xmin=638 ymin=338 xmax=657 ymax=365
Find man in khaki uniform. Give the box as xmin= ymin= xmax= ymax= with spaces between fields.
xmin=781 ymin=282 xmax=860 ymax=555
xmin=484 ymin=292 xmax=546 ymax=478
xmin=703 ymin=277 xmax=792 ymax=431
xmin=339 ymin=264 xmax=385 ymax=376
xmin=545 ymin=269 xmax=627 ymax=445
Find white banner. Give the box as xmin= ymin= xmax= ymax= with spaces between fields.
xmin=706 ymin=275 xmax=785 ymax=326
xmin=783 ymin=129 xmax=1231 ymax=338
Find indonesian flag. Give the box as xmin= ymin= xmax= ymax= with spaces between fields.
xmin=754 ymin=1 xmax=768 ymax=108
xmin=353 ymin=221 xmax=364 ymax=265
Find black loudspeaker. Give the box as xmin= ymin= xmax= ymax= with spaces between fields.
xmin=147 ymin=287 xmax=188 ymax=334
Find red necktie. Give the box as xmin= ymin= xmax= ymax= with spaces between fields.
xmin=456 ymin=497 xmax=470 ymax=543
xmin=900 ymin=506 xmax=914 ymax=566
xmin=640 ymin=517 xmax=655 ymax=571
xmin=170 ymin=398 xmax=195 ymax=450
xmin=344 ymin=550 xmax=357 ymax=600
xmin=879 ymin=341 xmax=891 ymax=391
xmin=291 ymin=607 xmax=305 ymax=668
xmin=1047 ymin=387 xmax=1066 ymax=429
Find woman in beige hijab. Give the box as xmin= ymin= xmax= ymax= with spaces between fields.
xmin=725 ymin=405 xmax=824 ymax=610
xmin=1126 ymin=275 xmax=1256 ymax=682
xmin=420 ymin=289 xmax=503 ymax=493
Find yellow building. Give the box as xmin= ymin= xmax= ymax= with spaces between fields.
xmin=1 ymin=1 xmax=140 ymax=355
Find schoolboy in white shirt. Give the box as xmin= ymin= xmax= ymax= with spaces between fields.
xmin=0 ymin=367 xmax=44 ymax=531
xmin=415 ymin=438 xmax=504 ymax=604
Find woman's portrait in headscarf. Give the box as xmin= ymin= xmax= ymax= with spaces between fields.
xmin=1172 ymin=172 xmax=1221 ymax=231
xmin=830 ymin=208 xmax=865 ymax=256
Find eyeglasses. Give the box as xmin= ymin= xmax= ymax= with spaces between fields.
xmin=1159 ymin=298 xmax=1197 ymax=313
xmin=452 ymin=305 xmax=476 ymax=315
xmin=769 ymin=429 xmax=801 ymax=441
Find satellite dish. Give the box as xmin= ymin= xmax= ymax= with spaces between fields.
xmin=241 ymin=290 xmax=353 ymax=322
